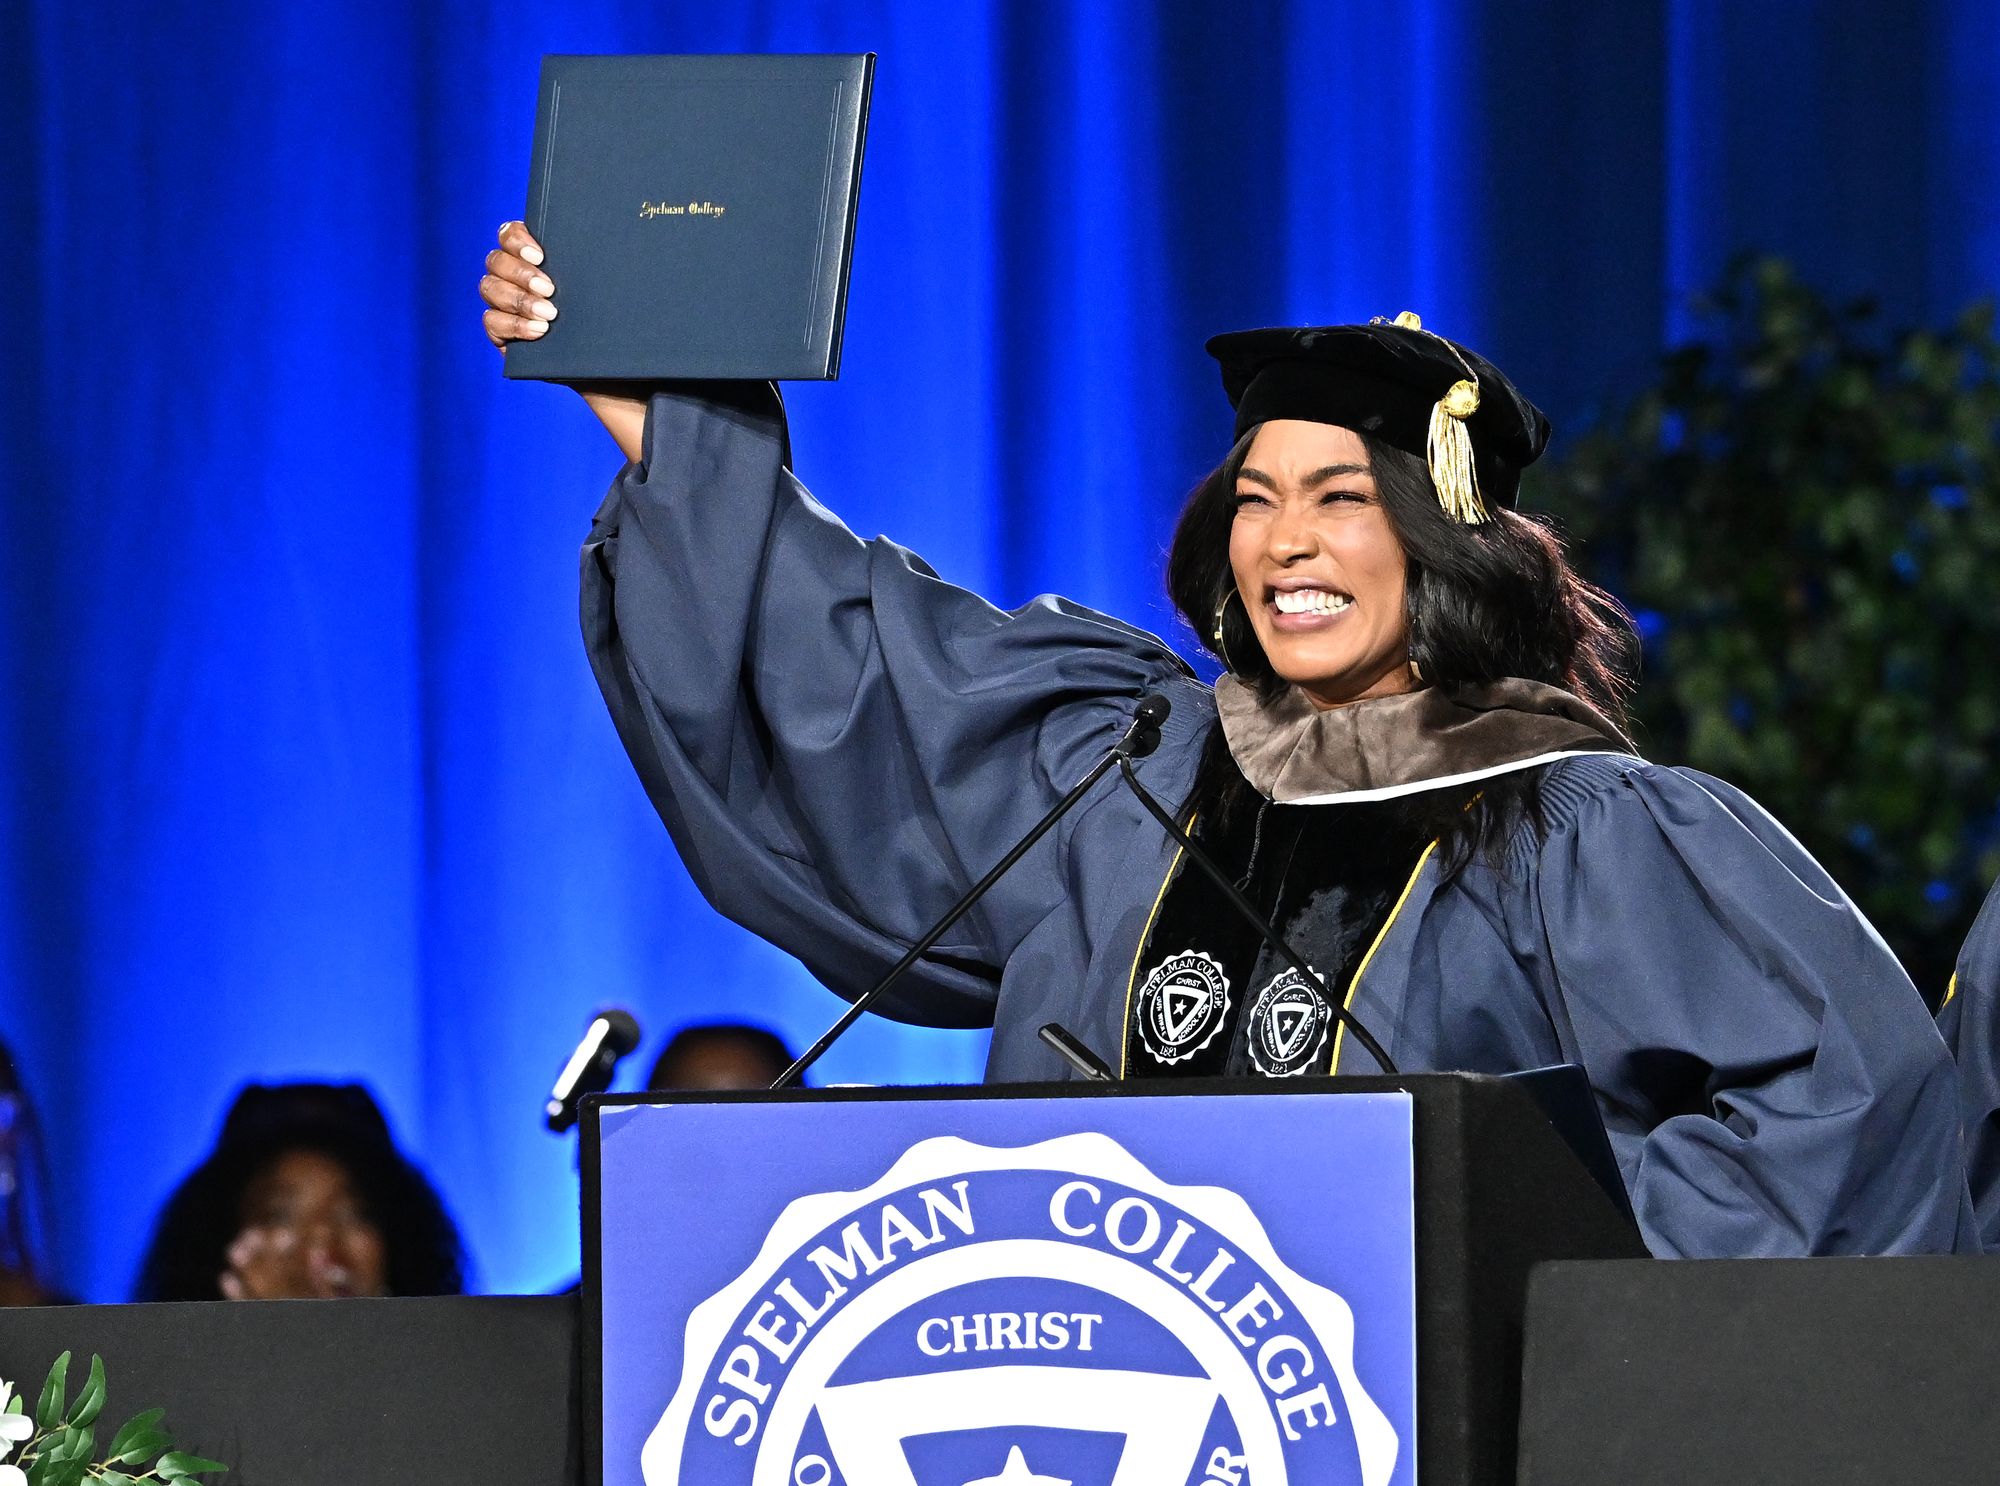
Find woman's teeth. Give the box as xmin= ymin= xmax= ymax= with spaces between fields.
xmin=1272 ymin=590 xmax=1352 ymax=616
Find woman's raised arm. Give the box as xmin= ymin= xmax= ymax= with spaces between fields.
xmin=479 ymin=220 xmax=647 ymax=460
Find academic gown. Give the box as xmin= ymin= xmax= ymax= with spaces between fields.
xmin=1937 ymin=877 xmax=2000 ymax=1248
xmin=580 ymin=383 xmax=1974 ymax=1259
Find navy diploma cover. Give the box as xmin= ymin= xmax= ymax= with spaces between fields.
xmin=585 ymin=1085 xmax=1417 ymax=1486
xmin=505 ymin=53 xmax=872 ymax=383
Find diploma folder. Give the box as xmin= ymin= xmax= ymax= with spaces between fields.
xmin=504 ymin=53 xmax=873 ymax=383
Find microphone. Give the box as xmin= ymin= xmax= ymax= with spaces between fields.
xmin=1038 ymin=1022 xmax=1114 ymax=1082
xmin=545 ymin=1009 xmax=643 ymax=1132
xmin=773 ymin=693 xmax=1174 ymax=1089
xmin=1114 ymin=693 xmax=1171 ymax=761
xmin=1114 ymin=730 xmax=1399 ymax=1074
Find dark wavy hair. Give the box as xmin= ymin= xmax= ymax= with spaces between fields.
xmin=647 ymin=1022 xmax=799 ymax=1090
xmin=1166 ymin=427 xmax=1637 ymax=870
xmin=134 ymin=1082 xmax=467 ymax=1302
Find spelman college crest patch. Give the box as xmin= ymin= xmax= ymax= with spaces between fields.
xmin=1135 ymin=950 xmax=1233 ymax=1065
xmin=595 ymin=1094 xmax=1415 ymax=1486
xmin=1247 ymin=968 xmax=1334 ymax=1078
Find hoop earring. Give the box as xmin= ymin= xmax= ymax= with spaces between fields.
xmin=1211 ymin=590 xmax=1243 ymax=674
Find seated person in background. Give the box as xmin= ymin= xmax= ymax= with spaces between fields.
xmin=0 ymin=1038 xmax=68 ymax=1306
xmin=648 ymin=1022 xmax=799 ymax=1091
xmin=134 ymin=1083 xmax=467 ymax=1301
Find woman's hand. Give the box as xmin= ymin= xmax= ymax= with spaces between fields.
xmin=218 ymin=1225 xmax=342 ymax=1300
xmin=481 ymin=221 xmax=557 ymax=348
xmin=482 ymin=221 xmax=647 ymax=461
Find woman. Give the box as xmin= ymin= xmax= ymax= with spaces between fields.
xmin=135 ymin=1083 xmax=467 ymax=1302
xmin=482 ymin=225 xmax=1971 ymax=1257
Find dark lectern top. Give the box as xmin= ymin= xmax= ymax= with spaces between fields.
xmin=1351 ymin=1071 xmax=1649 ymax=1486
xmin=0 ymin=1294 xmax=579 ymax=1486
xmin=1518 ymin=1256 xmax=2000 ymax=1485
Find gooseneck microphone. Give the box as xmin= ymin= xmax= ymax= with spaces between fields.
xmin=1115 ymin=729 xmax=1400 ymax=1074
xmin=773 ymin=694 xmax=1173 ymax=1089
xmin=1038 ymin=1022 xmax=1115 ymax=1082
xmin=545 ymin=1008 xmax=643 ymax=1132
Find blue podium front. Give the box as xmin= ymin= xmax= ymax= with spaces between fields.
xmin=584 ymin=1085 xmax=1416 ymax=1486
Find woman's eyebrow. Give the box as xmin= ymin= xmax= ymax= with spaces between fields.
xmin=1236 ymin=462 xmax=1370 ymax=491
xmin=1302 ymin=462 xmax=1370 ymax=485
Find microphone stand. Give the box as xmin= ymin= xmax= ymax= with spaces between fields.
xmin=1117 ymin=757 xmax=1400 ymax=1075
xmin=772 ymin=698 xmax=1169 ymax=1089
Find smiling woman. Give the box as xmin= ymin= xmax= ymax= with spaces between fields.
xmin=1227 ymin=423 xmax=1414 ymax=708
xmin=483 ymin=224 xmax=1974 ymax=1257
xmin=1165 ymin=325 xmax=1634 ymax=874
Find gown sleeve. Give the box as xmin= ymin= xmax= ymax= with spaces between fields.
xmin=1532 ymin=759 xmax=1975 ymax=1256
xmin=1936 ymin=877 xmax=2000 ymax=1249
xmin=579 ymin=384 xmax=1191 ymax=1028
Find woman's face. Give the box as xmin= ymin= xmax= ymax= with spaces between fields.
xmin=240 ymin=1149 xmax=389 ymax=1298
xmin=1227 ymin=419 xmax=1414 ymax=708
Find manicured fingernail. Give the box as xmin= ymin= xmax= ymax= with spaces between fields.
xmin=523 ymin=320 xmax=547 ymax=336
xmin=521 ymin=244 xmax=545 ymax=266
xmin=530 ymin=300 xmax=557 ymax=321
xmin=529 ymin=274 xmax=554 ymax=297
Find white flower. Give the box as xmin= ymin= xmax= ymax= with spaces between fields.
xmin=0 ymin=1378 xmax=29 ymax=1486
xmin=0 ymin=1378 xmax=30 ymax=1460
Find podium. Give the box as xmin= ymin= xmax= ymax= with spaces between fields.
xmin=583 ymin=1072 xmax=1646 ymax=1486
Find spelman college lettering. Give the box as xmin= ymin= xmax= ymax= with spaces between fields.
xmin=599 ymin=1104 xmax=1415 ymax=1486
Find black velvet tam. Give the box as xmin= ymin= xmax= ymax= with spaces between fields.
xmin=1206 ymin=322 xmax=1552 ymax=504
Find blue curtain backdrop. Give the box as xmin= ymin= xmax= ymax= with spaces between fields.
xmin=3 ymin=0 xmax=1996 ymax=1300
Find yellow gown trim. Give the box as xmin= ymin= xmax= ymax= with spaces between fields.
xmin=1332 ymin=839 xmax=1439 ymax=1073
xmin=1119 ymin=817 xmax=1192 ymax=1079
xmin=1120 ymin=815 xmax=1441 ymax=1077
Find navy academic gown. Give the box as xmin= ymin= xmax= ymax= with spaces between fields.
xmin=580 ymin=384 xmax=1975 ymax=1259
xmin=1937 ymin=878 xmax=2000 ymax=1248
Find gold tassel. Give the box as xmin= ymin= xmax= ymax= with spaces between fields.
xmin=1427 ymin=379 xmax=1488 ymax=524
xmin=1385 ymin=310 xmax=1490 ymax=525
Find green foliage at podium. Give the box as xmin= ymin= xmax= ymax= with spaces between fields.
xmin=1 ymin=1353 xmax=226 ymax=1486
xmin=1537 ymin=259 xmax=2000 ymax=996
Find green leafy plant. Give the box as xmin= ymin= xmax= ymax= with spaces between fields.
xmin=1537 ymin=258 xmax=2000 ymax=996
xmin=0 ymin=1354 xmax=225 ymax=1486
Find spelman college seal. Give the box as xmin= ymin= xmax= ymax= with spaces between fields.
xmin=640 ymin=1133 xmax=1401 ymax=1486
xmin=1135 ymin=950 xmax=1233 ymax=1065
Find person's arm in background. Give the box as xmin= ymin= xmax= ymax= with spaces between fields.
xmin=1935 ymin=875 xmax=2000 ymax=1251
